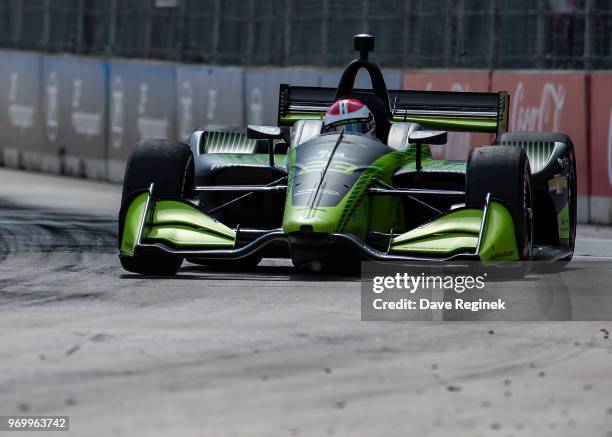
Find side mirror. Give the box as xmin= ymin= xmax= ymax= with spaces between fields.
xmin=408 ymin=130 xmax=447 ymax=172
xmin=247 ymin=125 xmax=284 ymax=140
xmin=408 ymin=130 xmax=447 ymax=145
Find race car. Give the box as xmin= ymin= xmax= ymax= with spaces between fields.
xmin=118 ymin=34 xmax=576 ymax=275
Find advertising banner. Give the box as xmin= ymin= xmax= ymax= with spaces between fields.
xmin=175 ymin=65 xmax=244 ymax=142
xmin=491 ymin=71 xmax=589 ymax=221
xmin=107 ymin=60 xmax=177 ymax=181
xmin=0 ymin=50 xmax=45 ymax=171
xmin=42 ymin=55 xmax=107 ymax=178
xmin=588 ymin=72 xmax=612 ymax=223
xmin=403 ymin=70 xmax=493 ymax=160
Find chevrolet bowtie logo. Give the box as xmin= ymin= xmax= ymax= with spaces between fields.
xmin=548 ymin=174 xmax=567 ymax=194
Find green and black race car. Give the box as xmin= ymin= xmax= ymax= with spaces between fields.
xmin=118 ymin=34 xmax=576 ymax=276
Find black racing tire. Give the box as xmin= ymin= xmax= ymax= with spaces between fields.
xmin=120 ymin=253 xmax=183 ymax=276
xmin=466 ymin=146 xmax=534 ymax=261
xmin=118 ymin=139 xmax=195 ymax=276
xmin=497 ymin=131 xmax=577 ymax=263
xmin=121 ymin=139 xmax=194 ymax=200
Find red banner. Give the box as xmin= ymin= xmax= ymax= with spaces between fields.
xmin=589 ymin=73 xmax=612 ymax=198
xmin=588 ymin=72 xmax=612 ymax=222
xmin=403 ymin=70 xmax=492 ymax=160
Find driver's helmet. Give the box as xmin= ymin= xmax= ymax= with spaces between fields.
xmin=322 ymin=98 xmax=375 ymax=137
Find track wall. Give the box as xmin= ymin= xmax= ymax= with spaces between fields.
xmin=1 ymin=49 xmax=611 ymax=223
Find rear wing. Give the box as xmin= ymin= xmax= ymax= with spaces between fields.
xmin=277 ymin=85 xmax=509 ymax=135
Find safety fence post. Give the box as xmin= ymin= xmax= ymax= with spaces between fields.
xmin=176 ymin=0 xmax=186 ymax=62
xmin=283 ymin=0 xmax=292 ymax=66
xmin=108 ymin=0 xmax=118 ymax=55
xmin=143 ymin=0 xmax=152 ymax=58
xmin=361 ymin=0 xmax=369 ymax=33
xmin=321 ymin=0 xmax=329 ymax=67
xmin=246 ymin=0 xmax=255 ymax=64
xmin=443 ymin=0 xmax=454 ymax=68
xmin=76 ymin=0 xmax=85 ymax=53
xmin=12 ymin=0 xmax=24 ymax=47
xmin=535 ymin=0 xmax=546 ymax=68
xmin=487 ymin=0 xmax=498 ymax=70
xmin=401 ymin=0 xmax=411 ymax=69
xmin=211 ymin=0 xmax=221 ymax=63
xmin=41 ymin=0 xmax=51 ymax=50
xmin=583 ymin=0 xmax=594 ymax=70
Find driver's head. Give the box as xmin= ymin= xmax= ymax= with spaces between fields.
xmin=322 ymin=98 xmax=375 ymax=138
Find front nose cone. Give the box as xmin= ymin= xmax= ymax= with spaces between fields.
xmin=282 ymin=207 xmax=338 ymax=235
xmin=286 ymin=231 xmax=363 ymax=269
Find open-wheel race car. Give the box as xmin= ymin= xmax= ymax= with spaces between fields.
xmin=118 ymin=34 xmax=576 ymax=275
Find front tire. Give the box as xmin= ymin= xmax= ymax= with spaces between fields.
xmin=118 ymin=139 xmax=194 ymax=276
xmin=120 ymin=253 xmax=183 ymax=276
xmin=466 ymin=146 xmax=534 ymax=261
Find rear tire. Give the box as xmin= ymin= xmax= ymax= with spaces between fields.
xmin=466 ymin=146 xmax=533 ymax=261
xmin=497 ymin=131 xmax=576 ymax=263
xmin=119 ymin=139 xmax=195 ymax=276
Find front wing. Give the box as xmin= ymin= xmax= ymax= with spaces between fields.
xmin=118 ymin=184 xmax=571 ymax=264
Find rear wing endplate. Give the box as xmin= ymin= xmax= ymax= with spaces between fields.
xmin=278 ymin=84 xmax=509 ymax=135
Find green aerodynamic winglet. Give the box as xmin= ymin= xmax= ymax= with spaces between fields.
xmin=389 ymin=201 xmax=519 ymax=260
xmin=152 ymin=200 xmax=235 ymax=240
xmin=477 ymin=201 xmax=519 ymax=261
xmin=393 ymin=209 xmax=483 ymax=245
xmin=120 ymin=192 xmax=149 ymax=257
xmin=391 ymin=209 xmax=482 ymax=255
xmin=392 ymin=233 xmax=479 ymax=255
xmin=120 ymin=194 xmax=236 ymax=257
xmin=146 ymin=200 xmax=235 ymax=248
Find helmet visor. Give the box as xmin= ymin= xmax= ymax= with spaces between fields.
xmin=323 ymin=120 xmax=373 ymax=135
xmin=343 ymin=122 xmax=373 ymax=134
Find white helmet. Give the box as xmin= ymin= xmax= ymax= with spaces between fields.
xmin=322 ymin=98 xmax=376 ymax=137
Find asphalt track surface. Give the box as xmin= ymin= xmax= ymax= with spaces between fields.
xmin=1 ymin=168 xmax=612 ymax=437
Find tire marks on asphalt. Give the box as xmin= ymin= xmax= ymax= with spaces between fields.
xmin=0 ymin=202 xmax=117 ymax=306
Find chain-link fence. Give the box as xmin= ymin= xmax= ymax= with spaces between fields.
xmin=0 ymin=0 xmax=610 ymax=69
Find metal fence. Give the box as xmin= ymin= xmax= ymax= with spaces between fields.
xmin=0 ymin=0 xmax=610 ymax=69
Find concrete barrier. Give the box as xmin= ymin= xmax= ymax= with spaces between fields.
xmin=2 ymin=48 xmax=612 ymax=224
xmin=107 ymin=59 xmax=177 ymax=182
xmin=176 ymin=65 xmax=244 ymax=142
xmin=42 ymin=55 xmax=107 ymax=178
xmin=0 ymin=51 xmax=45 ymax=171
